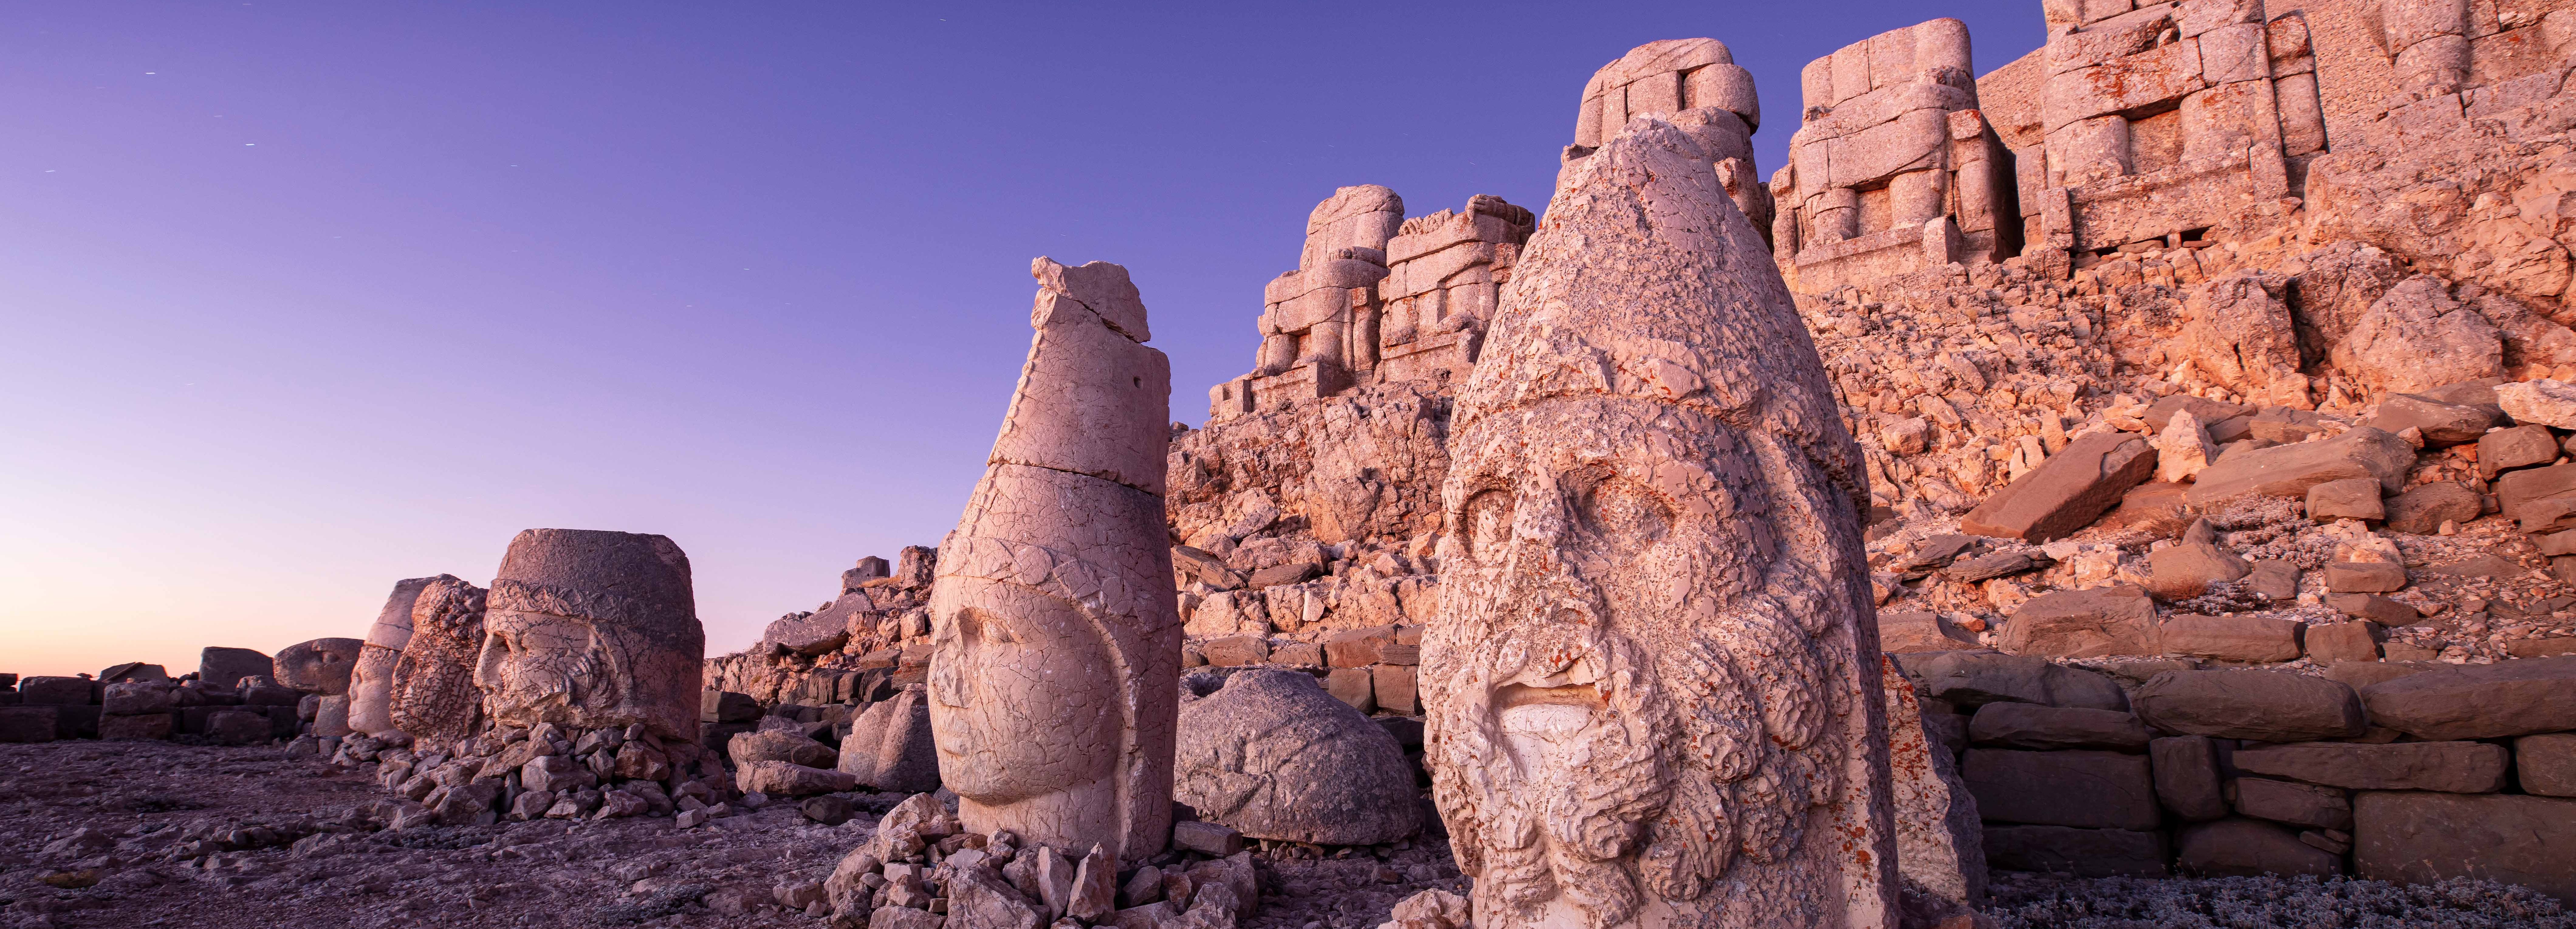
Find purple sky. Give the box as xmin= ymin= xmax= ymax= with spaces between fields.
xmin=1 ymin=2 xmax=2043 ymax=677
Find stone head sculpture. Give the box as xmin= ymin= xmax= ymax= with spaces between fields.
xmin=474 ymin=528 xmax=704 ymax=742
xmin=928 ymin=257 xmax=1179 ymax=866
xmin=391 ymin=576 xmax=489 ymax=741
xmin=348 ymin=574 xmax=447 ymax=737
xmin=1422 ymin=117 xmax=1898 ymax=929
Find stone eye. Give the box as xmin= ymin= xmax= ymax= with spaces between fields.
xmin=1577 ymin=478 xmax=1670 ymax=547
xmin=1463 ymin=489 xmax=1515 ymax=563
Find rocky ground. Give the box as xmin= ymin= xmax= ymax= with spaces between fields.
xmin=0 ymin=741 xmax=1465 ymax=929
xmin=1980 ymin=871 xmax=2576 ymax=928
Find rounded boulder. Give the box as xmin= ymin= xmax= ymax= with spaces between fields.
xmin=1173 ymin=668 xmax=1422 ymax=845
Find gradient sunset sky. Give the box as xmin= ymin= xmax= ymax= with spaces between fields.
xmin=1 ymin=2 xmax=2042 ymax=677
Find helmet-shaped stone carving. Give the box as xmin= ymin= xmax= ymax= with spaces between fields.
xmin=474 ymin=528 xmax=704 ymax=742
xmin=347 ymin=574 xmax=446 ymax=738
xmin=928 ymin=257 xmax=1181 ymax=866
xmin=391 ymin=576 xmax=488 ymax=741
xmin=1422 ymin=117 xmax=1898 ymax=929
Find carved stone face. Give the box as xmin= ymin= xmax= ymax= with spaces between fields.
xmin=926 ymin=576 xmax=1120 ymax=803
xmin=1427 ymin=394 xmax=1865 ymax=929
xmin=474 ymin=607 xmax=599 ymax=721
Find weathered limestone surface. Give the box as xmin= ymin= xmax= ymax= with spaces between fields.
xmin=473 ymin=529 xmax=703 ymax=741
xmin=1570 ymin=39 xmax=1772 ymax=241
xmin=1173 ymin=669 xmax=1422 ymax=846
xmin=839 ymin=684 xmax=939 ymax=794
xmin=349 ymin=575 xmax=448 ymax=737
xmin=929 ymin=258 xmax=1181 ymax=867
xmin=272 ymin=638 xmax=362 ymax=696
xmin=1422 ymin=117 xmax=1896 ymax=929
xmin=388 ymin=576 xmax=489 ymax=742
xmin=1881 ymin=657 xmax=1986 ymax=922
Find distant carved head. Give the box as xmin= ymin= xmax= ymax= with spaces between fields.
xmin=1423 ymin=118 xmax=1888 ymax=929
xmin=473 ymin=529 xmax=703 ymax=741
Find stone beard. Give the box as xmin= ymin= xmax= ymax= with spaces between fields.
xmin=1421 ymin=116 xmax=1896 ymax=929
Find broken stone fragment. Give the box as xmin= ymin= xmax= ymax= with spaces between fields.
xmin=2185 ymin=427 xmax=2415 ymax=506
xmin=2133 ymin=670 xmax=2367 ymax=742
xmin=2304 ymin=477 xmax=2385 ymax=521
xmin=1961 ymin=431 xmax=2158 ymax=541
xmin=1999 ymin=584 xmax=2161 ymax=657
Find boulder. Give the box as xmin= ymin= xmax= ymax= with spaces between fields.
xmin=2144 ymin=395 xmax=2253 ymax=433
xmin=2519 ymin=734 xmax=2576 ymax=797
xmin=730 ymin=728 xmax=838 ymax=769
xmin=2498 ymin=378 xmax=2576 ymax=428
xmin=2244 ymin=559 xmax=2300 ymax=600
xmin=2331 ymin=276 xmax=2504 ymax=399
xmin=2133 ymin=670 xmax=2366 ymax=742
xmin=2355 ymin=792 xmax=2576 ymax=902
xmin=2155 ymin=410 xmax=2216 ymax=484
xmin=2233 ymin=741 xmax=2508 ymax=793
xmin=2479 ymin=424 xmax=2561 ymax=478
xmin=1880 ymin=611 xmax=1981 ymax=653
xmin=2146 ymin=545 xmax=2250 ymax=601
xmin=2177 ymin=818 xmax=2342 ymax=877
xmin=1905 ymin=652 xmax=2127 ymax=710
xmin=1961 ymin=749 xmax=2159 ymax=830
xmin=2362 ymin=393 xmax=2496 ymax=447
xmin=1981 ymin=825 xmax=2168 ymax=877
xmin=1172 ymin=669 xmax=1420 ymax=845
xmin=2304 ymin=622 xmax=2380 ymax=663
xmin=2358 ymin=656 xmax=2576 ymax=739
xmin=839 ymin=684 xmax=939 ymax=793
xmin=739 ymin=760 xmax=857 ymax=797
xmin=199 ymin=647 xmax=273 ymax=690
xmin=2496 ymin=462 xmax=2576 ymax=522
xmin=99 ymin=663 xmax=169 ymax=683
xmin=2324 ymin=593 xmax=2419 ymax=625
xmin=2323 ymin=561 xmax=2407 ymax=592
xmin=2232 ymin=778 xmax=2352 ymax=829
xmin=1966 ymin=704 xmax=2151 ymax=751
xmin=2159 ymin=614 xmax=2302 ymax=662
xmin=762 ymin=608 xmax=851 ymax=657
xmin=2384 ymin=482 xmax=2482 ymax=534
xmin=1999 ymin=585 xmax=2161 ymax=658
xmin=2304 ymin=477 xmax=2385 ymax=521
xmin=271 ymin=638 xmax=362 ymax=695
xmin=2185 ymin=427 xmax=2415 ymax=506
xmin=701 ymin=691 xmax=760 ymax=724
xmin=19 ymin=676 xmax=94 ymax=706
xmin=101 ymin=682 xmax=174 ymax=716
xmin=1959 ymin=431 xmax=2157 ymax=541
xmin=2151 ymin=735 xmax=2229 ymax=820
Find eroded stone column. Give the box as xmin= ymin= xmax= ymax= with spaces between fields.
xmin=1422 ymin=118 xmax=1899 ymax=929
xmin=929 ymin=257 xmax=1180 ymax=866
xmin=473 ymin=529 xmax=703 ymax=741
xmin=391 ymin=576 xmax=489 ymax=742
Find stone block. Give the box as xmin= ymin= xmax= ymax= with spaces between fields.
xmin=2233 ymin=741 xmax=2508 ymax=793
xmin=2478 ymin=425 xmax=2559 ymax=479
xmin=99 ymin=713 xmax=173 ymax=741
xmin=1960 ymin=432 xmax=2157 ymax=541
xmin=2355 ymin=792 xmax=2576 ymax=902
xmin=1968 ymin=703 xmax=2151 ymax=750
xmin=1323 ymin=625 xmax=1397 ymax=668
xmin=702 ymin=691 xmax=760 ymax=724
xmin=2385 ymin=482 xmax=2483 ymax=534
xmin=2360 ymin=656 xmax=2576 ymax=739
xmin=2304 ymin=622 xmax=2379 ymax=663
xmin=1999 ymin=585 xmax=2161 ymax=658
xmin=2324 ymin=660 xmax=2431 ymax=690
xmin=0 ymin=707 xmax=57 ymax=743
xmin=2244 ymin=559 xmax=2299 ymax=600
xmin=2496 ymin=462 xmax=2576 ymax=519
xmin=1199 ymin=636 xmax=1270 ymax=667
xmin=1270 ymin=642 xmax=1324 ymax=667
xmin=2323 ymin=561 xmax=2407 ymax=593
xmin=2519 ymin=734 xmax=2576 ymax=797
xmin=2134 ymin=670 xmax=2366 ymax=741
xmin=2232 ymin=777 xmax=2351 ymax=829
xmin=2304 ymin=477 xmax=2385 ymax=521
xmin=1171 ymin=821 xmax=1245 ymax=857
xmin=2365 ymin=394 xmax=2497 ymax=447
xmin=52 ymin=706 xmax=100 ymax=740
xmin=206 ymin=709 xmax=269 ymax=745
xmin=1880 ymin=610 xmax=1981 ymax=653
xmin=2146 ymin=543 xmax=2250 ymax=601
xmin=2186 ymin=427 xmax=2415 ymax=506
xmin=2159 ymin=614 xmax=2301 ymax=662
xmin=2323 ymin=593 xmax=2418 ymax=625
xmin=1323 ymin=667 xmax=1375 ymax=714
xmin=1370 ymin=664 xmax=1417 ymax=715
xmin=199 ymin=647 xmax=272 ymax=690
xmin=2178 ymin=818 xmax=2342 ymax=876
xmin=19 ymin=677 xmax=94 ymax=706
xmin=102 ymin=682 xmax=173 ymax=716
xmin=1906 ymin=651 xmax=2129 ymax=710
xmin=2153 ymin=735 xmax=2229 ymax=820
xmin=1982 ymin=825 xmax=2169 ymax=877
xmin=1963 ymin=749 xmax=2159 ymax=830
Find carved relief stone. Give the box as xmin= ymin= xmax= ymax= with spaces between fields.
xmin=1422 ymin=117 xmax=1900 ymax=929
xmin=473 ymin=528 xmax=704 ymax=741
xmin=348 ymin=574 xmax=447 ymax=738
xmin=929 ymin=257 xmax=1181 ymax=866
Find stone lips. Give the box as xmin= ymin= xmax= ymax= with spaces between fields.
xmin=474 ymin=528 xmax=704 ymax=742
xmin=1426 ymin=116 xmax=1896 ymax=929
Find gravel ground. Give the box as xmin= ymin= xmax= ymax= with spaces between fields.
xmin=1983 ymin=871 xmax=2576 ymax=928
xmin=0 ymin=741 xmax=1462 ymax=929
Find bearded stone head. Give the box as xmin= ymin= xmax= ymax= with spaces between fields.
xmin=1421 ymin=116 xmax=1897 ymax=929
xmin=473 ymin=528 xmax=703 ymax=742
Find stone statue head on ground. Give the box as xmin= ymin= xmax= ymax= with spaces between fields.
xmin=1422 ymin=115 xmax=1897 ymax=929
xmin=474 ymin=528 xmax=703 ymax=742
xmin=928 ymin=257 xmax=1180 ymax=866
